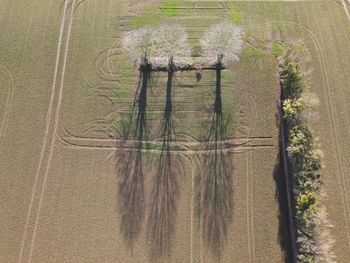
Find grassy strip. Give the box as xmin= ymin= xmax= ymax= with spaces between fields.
xmin=160 ymin=0 xmax=178 ymax=17
xmin=279 ymin=44 xmax=336 ymax=263
xmin=229 ymin=1 xmax=242 ymax=25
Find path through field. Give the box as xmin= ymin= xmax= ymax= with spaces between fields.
xmin=19 ymin=1 xmax=77 ymax=262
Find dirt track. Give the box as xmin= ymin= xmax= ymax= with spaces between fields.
xmin=18 ymin=1 xmax=76 ymax=262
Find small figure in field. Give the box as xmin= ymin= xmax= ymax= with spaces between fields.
xmin=195 ymin=67 xmax=203 ymax=82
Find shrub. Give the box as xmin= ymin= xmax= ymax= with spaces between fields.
xmin=279 ymin=43 xmax=310 ymax=100
xmin=295 ymin=150 xmax=322 ymax=194
xmin=297 ymin=170 xmax=321 ymax=193
xmin=280 ymin=60 xmax=304 ymax=99
xmin=287 ymin=125 xmax=313 ymax=162
xmin=296 ymin=192 xmax=318 ymax=219
xmin=297 ymin=253 xmax=316 ymax=263
xmin=280 ymin=44 xmax=336 ymax=262
xmin=283 ymin=98 xmax=304 ymax=119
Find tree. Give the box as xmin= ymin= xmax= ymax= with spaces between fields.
xmin=200 ymin=20 xmax=244 ymax=63
xmin=121 ymin=26 xmax=158 ymax=64
xmin=152 ymin=23 xmax=192 ymax=67
xmin=121 ymin=24 xmax=192 ymax=67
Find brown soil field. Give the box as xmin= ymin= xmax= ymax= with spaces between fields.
xmin=1 ymin=0 xmax=349 ymax=262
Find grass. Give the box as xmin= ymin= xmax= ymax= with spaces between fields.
xmin=160 ymin=0 xmax=178 ymax=17
xmin=242 ymin=46 xmax=266 ymax=59
xmin=130 ymin=6 xmax=160 ymax=27
xmin=229 ymin=1 xmax=242 ymax=25
xmin=272 ymin=43 xmax=286 ymax=57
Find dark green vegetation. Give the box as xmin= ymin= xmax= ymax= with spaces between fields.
xmin=280 ymin=45 xmax=336 ymax=262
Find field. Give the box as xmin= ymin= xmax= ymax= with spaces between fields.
xmin=0 ymin=0 xmax=350 ymax=262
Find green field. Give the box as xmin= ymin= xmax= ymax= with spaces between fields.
xmin=1 ymin=0 xmax=350 ymax=262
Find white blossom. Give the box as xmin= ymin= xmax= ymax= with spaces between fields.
xmin=153 ymin=23 xmax=191 ymax=66
xmin=121 ymin=24 xmax=192 ymax=67
xmin=121 ymin=26 xmax=158 ymax=63
xmin=200 ymin=20 xmax=244 ymax=63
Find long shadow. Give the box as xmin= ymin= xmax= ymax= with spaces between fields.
xmin=201 ymin=54 xmax=234 ymax=259
xmin=147 ymin=56 xmax=180 ymax=258
xmin=273 ymin=116 xmax=293 ymax=263
xmin=116 ymin=57 xmax=151 ymax=250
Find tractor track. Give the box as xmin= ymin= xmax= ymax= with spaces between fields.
xmin=18 ymin=1 xmax=77 ymax=262
xmin=56 ymin=127 xmax=275 ymax=152
xmin=291 ymin=9 xmax=350 ymax=249
xmin=342 ymin=0 xmax=350 ymax=24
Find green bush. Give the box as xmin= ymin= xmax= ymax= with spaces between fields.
xmin=296 ymin=192 xmax=318 ymax=219
xmin=287 ymin=125 xmax=313 ymax=163
xmin=297 ymin=254 xmax=316 ymax=263
xmin=280 ymin=60 xmax=304 ymax=100
xmin=279 ymin=44 xmax=334 ymax=262
xmin=283 ymin=98 xmax=303 ymax=119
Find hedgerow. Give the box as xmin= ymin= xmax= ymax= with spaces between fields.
xmin=279 ymin=44 xmax=336 ymax=263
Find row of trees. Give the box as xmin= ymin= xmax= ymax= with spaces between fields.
xmin=121 ymin=21 xmax=244 ymax=68
xmin=118 ymin=21 xmax=244 ymax=258
xmin=280 ymin=44 xmax=336 ymax=263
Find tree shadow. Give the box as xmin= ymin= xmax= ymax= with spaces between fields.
xmin=116 ymin=57 xmax=151 ymax=250
xmin=201 ymin=54 xmax=234 ymax=259
xmin=273 ymin=118 xmax=293 ymax=263
xmin=147 ymin=57 xmax=180 ymax=258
